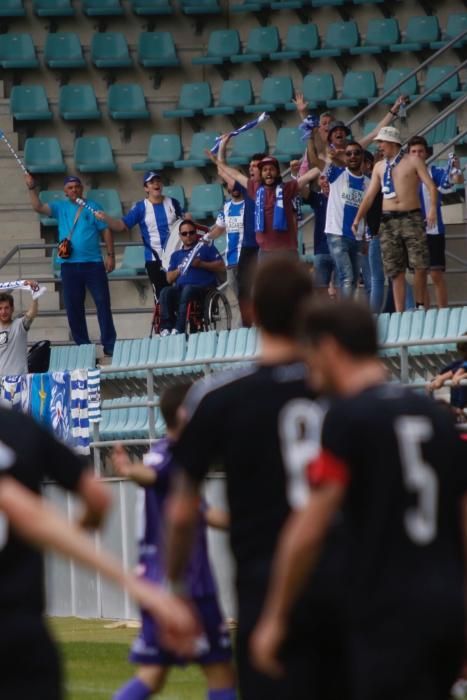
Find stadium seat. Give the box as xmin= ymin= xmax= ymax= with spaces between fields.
xmin=430 ymin=12 xmax=467 ymax=49
xmin=132 ymin=133 xmax=182 ymax=171
xmin=231 ymin=26 xmax=280 ymax=64
xmin=44 ymin=32 xmax=86 ymax=69
xmin=49 ymin=344 xmax=95 ymax=371
xmin=425 ymin=113 xmax=458 ymax=147
xmin=10 ymin=85 xmax=52 ymax=121
xmin=352 ymin=0 xmax=384 ymax=5
xmin=163 ymin=184 xmax=186 ymax=209
xmin=131 ymin=0 xmax=173 ymax=15
xmin=192 ymin=29 xmax=240 ymax=67
xmin=376 ymin=313 xmax=390 ymax=344
xmin=107 ymin=83 xmax=150 ymax=120
xmin=270 ymin=0 xmax=308 ymax=9
xmin=390 ymin=16 xmax=440 ymax=52
xmin=163 ymin=82 xmax=212 ymax=119
xmin=138 ymin=31 xmax=179 ymax=68
xmin=204 ymin=79 xmax=254 ymax=116
xmin=59 ymin=84 xmax=101 ymax=121
xmin=409 ymin=308 xmax=438 ymax=356
xmin=244 ymin=75 xmax=295 ymax=113
xmin=382 ymin=310 xmax=414 ymax=359
xmin=302 ymin=72 xmax=337 ymax=107
xmin=179 ymin=0 xmax=220 ymax=14
xmin=231 ymin=0 xmax=270 ymax=12
xmin=311 ymin=0 xmax=344 ymax=5
xmin=189 ymin=184 xmax=224 ymax=219
xmin=443 ymin=307 xmax=463 ymax=353
xmin=33 ymin=0 xmax=74 ymax=16
xmin=183 ymin=330 xmax=218 ymax=375
xmin=327 ymin=71 xmax=377 ymax=108
xmin=423 ymin=66 xmax=460 ymax=102
xmin=226 ymin=128 xmax=268 ymax=165
xmin=24 ymin=137 xmax=66 ymax=173
xmin=310 ymin=20 xmax=359 ymax=58
xmin=350 ymin=17 xmax=400 ymax=55
xmin=381 ymin=68 xmax=418 ymax=104
xmin=91 ymin=32 xmax=132 ymax=68
xmin=270 ymin=23 xmax=319 ymax=60
xmin=273 ymin=127 xmax=303 ymax=162
xmin=154 ymin=333 xmax=186 ymax=376
xmin=38 ymin=190 xmax=66 ymax=226
xmin=379 ymin=312 xmax=401 ymax=358
xmin=108 ymin=245 xmax=146 ymax=278
xmin=0 ymin=0 xmax=25 ymax=17
xmin=0 ymin=33 xmax=38 ymax=68
xmin=87 ymin=188 xmax=122 ymax=218
xmin=82 ymin=0 xmax=124 ymax=16
xmin=174 ymin=132 xmax=220 ymax=169
xmin=74 ymin=136 xmax=116 ymax=173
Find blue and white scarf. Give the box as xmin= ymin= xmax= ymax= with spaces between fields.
xmin=382 ymin=149 xmax=405 ymax=199
xmin=255 ymin=184 xmax=287 ymax=232
xmin=178 ymin=240 xmax=208 ymax=277
xmin=210 ymin=112 xmax=269 ymax=154
xmin=0 ymin=279 xmax=46 ymax=300
xmin=439 ymin=152 xmax=460 ymax=194
xmin=298 ymin=114 xmax=320 ymax=142
xmin=87 ymin=368 xmax=101 ymax=423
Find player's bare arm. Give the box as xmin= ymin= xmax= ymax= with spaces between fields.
xmin=205 ymin=506 xmax=230 ymax=530
xmin=352 ymin=166 xmax=381 ymax=234
xmin=75 ymin=469 xmax=112 ymax=530
xmin=250 ymin=481 xmax=345 ymax=678
xmin=413 ymin=156 xmax=438 ymax=229
xmin=165 ymin=471 xmax=202 ymax=587
xmin=111 ymin=443 xmax=157 ymax=486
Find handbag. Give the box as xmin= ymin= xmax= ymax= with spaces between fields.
xmin=57 ymin=205 xmax=83 ymax=259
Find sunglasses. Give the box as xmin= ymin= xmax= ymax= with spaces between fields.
xmin=180 ymin=230 xmax=197 ymax=237
xmin=345 ymin=150 xmax=362 ymax=156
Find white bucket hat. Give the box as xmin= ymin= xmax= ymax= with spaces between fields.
xmin=374 ymin=126 xmax=402 ymax=144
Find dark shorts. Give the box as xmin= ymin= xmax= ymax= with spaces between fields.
xmin=145 ymin=258 xmax=168 ymax=302
xmin=426 ymin=234 xmax=446 ymax=271
xmin=379 ymin=209 xmax=429 ymax=278
xmin=130 ymin=594 xmax=232 ymax=666
xmin=237 ymin=246 xmax=258 ymax=302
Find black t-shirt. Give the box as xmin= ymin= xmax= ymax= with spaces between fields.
xmin=308 ymin=383 xmax=467 ymax=615
xmin=0 ymin=407 xmax=89 ymax=615
xmin=174 ymin=362 xmax=324 ymax=576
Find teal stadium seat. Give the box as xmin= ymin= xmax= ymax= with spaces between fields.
xmin=271 ymin=0 xmax=307 ymax=10
xmin=44 ymin=32 xmax=85 ymax=69
xmin=231 ymin=26 xmax=280 ymax=65
xmin=33 ymin=0 xmax=74 ymax=16
xmin=310 ymin=20 xmax=359 ymax=58
xmin=383 ymin=310 xmax=413 ymax=358
xmin=154 ymin=334 xmax=186 ymax=376
xmin=132 ymin=133 xmax=182 ymax=171
xmin=444 ymin=307 xmax=462 ymax=353
xmin=91 ymin=32 xmax=132 ymax=68
xmin=49 ymin=344 xmax=95 ymax=371
xmin=0 ymin=33 xmax=38 ymax=68
xmin=163 ymin=82 xmax=212 ymax=119
xmin=410 ymin=308 xmax=438 ymax=357
xmin=138 ymin=31 xmax=179 ymax=68
xmin=425 ymin=113 xmax=458 ymax=147
xmin=107 ymin=83 xmax=150 ymax=120
xmin=379 ymin=311 xmax=401 ymax=358
xmin=87 ymin=188 xmax=122 ymax=217
xmin=131 ymin=0 xmax=173 ymax=15
xmin=38 ymin=190 xmax=66 ymax=226
xmin=0 ymin=0 xmax=25 ymax=17
xmin=213 ymin=328 xmax=249 ymax=371
xmin=376 ymin=313 xmax=390 ymax=344
xmin=174 ymin=131 xmax=220 ymax=169
xmin=74 ymin=136 xmax=116 ymax=173
xmin=350 ymin=18 xmax=400 ymax=55
xmin=59 ymin=84 xmax=101 ymax=121
xmin=423 ymin=66 xmax=460 ymax=102
xmin=183 ymin=330 xmax=218 ymax=375
xmin=270 ymin=23 xmax=319 ymax=61
xmin=226 ymin=128 xmax=268 ymax=165
xmin=302 ymin=73 xmax=337 ymax=108
xmin=352 ymin=0 xmax=384 ymax=5
xmin=192 ymin=29 xmax=240 ymax=67
xmin=328 ymin=70 xmax=377 ymax=108
xmin=204 ymin=79 xmax=253 ymax=116
xmin=381 ymin=68 xmax=418 ymax=104
xmin=390 ymin=16 xmax=440 ymax=53
xmin=10 ymin=85 xmax=52 ymax=121
xmin=163 ymin=184 xmax=186 ymax=209
xmin=180 ymin=0 xmax=220 ymax=15
xmin=431 ymin=13 xmax=467 ymax=50
xmin=109 ymin=245 xmax=146 ymax=278
xmin=189 ymin=184 xmax=224 ymax=219
xmin=82 ymin=0 xmax=124 ymax=16
xmin=273 ymin=127 xmax=303 ymax=162
xmin=244 ymin=75 xmax=295 ymax=114
xmin=311 ymin=0 xmax=344 ymax=6
xmin=24 ymin=137 xmax=66 ymax=173
xmin=231 ymin=0 xmax=270 ymax=12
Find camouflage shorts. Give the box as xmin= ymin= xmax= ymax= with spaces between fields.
xmin=379 ymin=209 xmax=429 ymax=278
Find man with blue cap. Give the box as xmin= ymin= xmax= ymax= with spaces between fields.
xmin=25 ymin=173 xmax=117 ymax=357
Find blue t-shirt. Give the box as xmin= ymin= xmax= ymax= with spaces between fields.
xmin=50 ymin=198 xmax=107 ymax=264
xmin=304 ymin=191 xmax=330 ymax=255
xmin=123 ymin=197 xmax=183 ymax=261
xmin=235 ymin=182 xmax=258 ymax=250
xmin=169 ymin=243 xmax=222 ymax=288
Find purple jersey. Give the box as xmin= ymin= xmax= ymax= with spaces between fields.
xmin=138 ymin=437 xmax=217 ymax=598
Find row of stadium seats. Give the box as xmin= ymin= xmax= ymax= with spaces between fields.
xmin=49 ymin=342 xmax=96 ymax=370
xmin=0 ymin=0 xmax=214 ymax=20
xmin=99 ymin=396 xmax=167 ymax=441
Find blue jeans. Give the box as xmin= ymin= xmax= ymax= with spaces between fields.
xmin=326 ymin=234 xmax=360 ymax=297
xmin=313 ymin=253 xmax=336 ymax=288
xmin=61 ymin=261 xmax=116 ymax=355
xmin=359 ymin=242 xmax=371 ymax=300
xmin=369 ymin=237 xmax=385 ymax=313
xmin=160 ymin=284 xmax=211 ymax=334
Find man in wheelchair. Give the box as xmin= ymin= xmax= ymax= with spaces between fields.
xmin=159 ymin=219 xmax=226 ymax=336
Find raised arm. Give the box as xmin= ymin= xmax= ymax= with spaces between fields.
xmin=359 ymin=96 xmax=406 ymax=149
xmin=292 ymin=91 xmax=309 ymax=122
xmin=297 ymin=166 xmax=320 ymax=191
xmin=94 ymin=210 xmax=127 ymax=233
xmin=23 ymin=280 xmax=40 ymax=324
xmin=25 ymin=173 xmax=50 ymax=215
xmin=206 ymin=147 xmax=248 ymax=189
xmin=306 ymin=134 xmax=326 ymax=172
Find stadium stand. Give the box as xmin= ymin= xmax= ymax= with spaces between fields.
xmin=74 ymin=135 xmax=116 ymax=173
xmin=10 ymin=85 xmax=53 ymax=122
xmin=132 ymin=133 xmax=182 ymax=171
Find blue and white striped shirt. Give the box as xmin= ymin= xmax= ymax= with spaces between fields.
xmin=123 ymin=196 xmax=183 ymax=261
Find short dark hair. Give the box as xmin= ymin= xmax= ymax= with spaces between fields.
xmin=250 ymin=153 xmax=267 ymax=162
xmin=407 ymin=135 xmax=429 ymax=151
xmin=0 ymin=293 xmax=14 ymax=307
xmin=253 ymin=257 xmax=313 ymax=337
xmin=160 ymin=382 xmax=192 ymax=430
xmin=298 ymin=299 xmax=378 ymax=357
xmin=344 ymin=140 xmax=363 ymax=153
xmin=178 ymin=219 xmax=196 ymax=232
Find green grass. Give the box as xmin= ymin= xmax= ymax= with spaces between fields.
xmin=50 ymin=617 xmax=206 ymax=700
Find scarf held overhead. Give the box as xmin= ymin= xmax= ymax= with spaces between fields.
xmin=0 ymin=280 xmax=47 ymax=300
xmin=210 ymin=112 xmax=269 ymax=155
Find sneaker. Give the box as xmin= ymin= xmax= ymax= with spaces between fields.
xmin=171 ymin=329 xmax=180 ymax=335
xmin=160 ymin=329 xmax=170 ymax=337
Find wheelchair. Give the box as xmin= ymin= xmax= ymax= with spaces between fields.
xmin=150 ymin=286 xmax=232 ymax=337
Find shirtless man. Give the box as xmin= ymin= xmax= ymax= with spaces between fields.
xmin=352 ymin=126 xmax=437 ymax=311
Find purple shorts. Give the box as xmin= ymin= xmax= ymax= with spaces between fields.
xmin=129 ymin=594 xmax=232 ymax=666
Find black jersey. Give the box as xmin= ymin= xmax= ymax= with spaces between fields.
xmin=0 ymin=407 xmax=88 ymax=615
xmin=308 ymin=383 xmax=467 ymax=614
xmin=174 ymin=362 xmax=323 ymax=574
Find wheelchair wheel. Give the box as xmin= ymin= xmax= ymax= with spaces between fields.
xmin=203 ymin=289 xmax=232 ymax=332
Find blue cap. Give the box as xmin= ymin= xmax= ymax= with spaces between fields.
xmin=63 ymin=175 xmax=82 ymax=185
xmin=143 ymin=171 xmax=161 ymax=184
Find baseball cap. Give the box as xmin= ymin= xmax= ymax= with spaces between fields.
xmin=327 ymin=121 xmax=352 ymax=142
xmin=258 ymin=156 xmax=280 ymax=170
xmin=143 ymin=171 xmax=161 ymax=184
xmin=374 ymin=126 xmax=402 ymax=144
xmin=63 ymin=175 xmax=82 ymax=185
